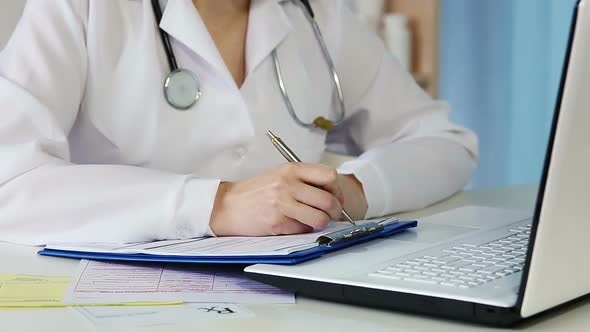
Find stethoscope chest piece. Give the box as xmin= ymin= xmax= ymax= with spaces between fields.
xmin=163 ymin=68 xmax=202 ymax=110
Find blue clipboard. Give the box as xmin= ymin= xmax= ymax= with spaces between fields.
xmin=38 ymin=220 xmax=417 ymax=265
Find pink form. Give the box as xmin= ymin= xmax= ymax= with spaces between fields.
xmin=65 ymin=260 xmax=294 ymax=304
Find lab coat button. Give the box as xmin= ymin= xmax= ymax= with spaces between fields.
xmin=232 ymin=145 xmax=247 ymax=160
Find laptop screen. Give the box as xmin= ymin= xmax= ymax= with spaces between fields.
xmin=518 ymin=0 xmax=590 ymax=317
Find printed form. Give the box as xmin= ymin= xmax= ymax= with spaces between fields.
xmin=46 ymin=221 xmax=354 ymax=256
xmin=65 ymin=260 xmax=294 ymax=305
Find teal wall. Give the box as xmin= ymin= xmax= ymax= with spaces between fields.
xmin=439 ymin=0 xmax=577 ymax=189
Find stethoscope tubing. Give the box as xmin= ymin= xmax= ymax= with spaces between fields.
xmin=273 ymin=0 xmax=346 ymax=130
xmin=151 ymin=0 xmax=346 ymax=130
xmin=151 ymin=0 xmax=178 ymax=71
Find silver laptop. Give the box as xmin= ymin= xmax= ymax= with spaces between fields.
xmin=245 ymin=0 xmax=590 ymax=326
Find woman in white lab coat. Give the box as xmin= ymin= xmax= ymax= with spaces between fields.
xmin=0 ymin=0 xmax=478 ymax=245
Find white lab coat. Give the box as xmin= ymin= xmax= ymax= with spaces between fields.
xmin=0 ymin=0 xmax=478 ymax=245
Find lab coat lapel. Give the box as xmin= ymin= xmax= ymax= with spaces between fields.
xmin=158 ymin=0 xmax=292 ymax=84
xmin=159 ymin=0 xmax=232 ymax=83
xmin=245 ymin=0 xmax=293 ymax=76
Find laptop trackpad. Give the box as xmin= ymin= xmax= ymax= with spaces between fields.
xmin=389 ymin=206 xmax=533 ymax=244
xmin=389 ymin=222 xmax=478 ymax=244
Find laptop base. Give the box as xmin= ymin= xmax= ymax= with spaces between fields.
xmin=246 ymin=271 xmax=522 ymax=327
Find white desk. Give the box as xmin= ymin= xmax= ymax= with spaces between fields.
xmin=2 ymin=185 xmax=589 ymax=331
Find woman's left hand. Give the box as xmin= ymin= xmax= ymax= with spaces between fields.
xmin=337 ymin=174 xmax=368 ymax=221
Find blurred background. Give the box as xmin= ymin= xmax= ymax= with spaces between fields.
xmin=348 ymin=0 xmax=578 ymax=190
xmin=0 ymin=0 xmax=579 ymax=190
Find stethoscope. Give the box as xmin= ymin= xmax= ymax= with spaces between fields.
xmin=151 ymin=0 xmax=346 ymax=131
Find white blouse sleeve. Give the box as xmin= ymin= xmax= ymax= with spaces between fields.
xmin=316 ymin=1 xmax=479 ymax=217
xmin=0 ymin=0 xmax=218 ymax=245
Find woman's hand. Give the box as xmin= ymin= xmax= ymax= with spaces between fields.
xmin=338 ymin=174 xmax=368 ymax=220
xmin=209 ymin=163 xmax=346 ymax=236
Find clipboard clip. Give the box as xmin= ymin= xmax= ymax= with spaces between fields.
xmin=316 ymin=222 xmax=384 ymax=246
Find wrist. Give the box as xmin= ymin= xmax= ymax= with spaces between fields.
xmin=209 ymin=181 xmax=233 ymax=235
xmin=339 ymin=174 xmax=368 ymax=220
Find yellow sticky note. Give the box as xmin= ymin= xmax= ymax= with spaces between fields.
xmin=0 ymin=274 xmax=181 ymax=308
xmin=0 ymin=274 xmax=71 ymax=307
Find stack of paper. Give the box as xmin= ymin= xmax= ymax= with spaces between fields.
xmin=39 ymin=218 xmax=417 ymax=265
xmin=45 ymin=222 xmax=353 ymax=257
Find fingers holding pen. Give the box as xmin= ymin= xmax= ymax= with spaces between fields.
xmin=270 ymin=215 xmax=314 ymax=235
xmin=288 ymin=163 xmax=345 ymax=203
xmin=289 ymin=181 xmax=342 ymax=222
xmin=267 ymin=132 xmax=349 ymax=222
xmin=209 ymin=163 xmax=346 ymax=237
xmin=276 ymin=163 xmax=344 ymax=228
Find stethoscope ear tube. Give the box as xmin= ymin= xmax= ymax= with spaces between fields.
xmin=300 ymin=0 xmax=315 ymax=18
xmin=151 ymin=0 xmax=178 ymax=71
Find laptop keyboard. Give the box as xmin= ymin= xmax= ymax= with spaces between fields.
xmin=370 ymin=224 xmax=531 ymax=289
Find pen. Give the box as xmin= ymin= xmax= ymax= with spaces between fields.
xmin=266 ymin=130 xmax=357 ymax=226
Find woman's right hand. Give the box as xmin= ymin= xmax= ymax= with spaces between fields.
xmin=209 ymin=163 xmax=345 ymax=236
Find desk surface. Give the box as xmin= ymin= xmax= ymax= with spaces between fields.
xmin=2 ymin=184 xmax=589 ymax=331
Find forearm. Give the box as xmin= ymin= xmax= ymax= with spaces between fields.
xmin=338 ymin=137 xmax=476 ymax=218
xmin=0 ymin=161 xmax=219 ymax=245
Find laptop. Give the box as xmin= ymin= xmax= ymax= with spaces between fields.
xmin=244 ymin=0 xmax=590 ymax=326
